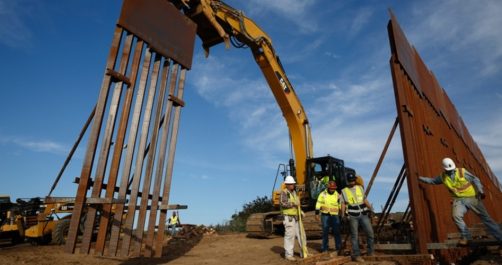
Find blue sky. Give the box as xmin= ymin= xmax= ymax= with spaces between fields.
xmin=1 ymin=0 xmax=501 ymax=226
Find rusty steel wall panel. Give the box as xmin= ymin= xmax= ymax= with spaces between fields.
xmin=66 ymin=0 xmax=193 ymax=257
xmin=387 ymin=11 xmax=502 ymax=262
xmin=118 ymin=0 xmax=196 ymax=69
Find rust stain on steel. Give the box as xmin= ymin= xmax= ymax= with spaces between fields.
xmin=387 ymin=10 xmax=502 ymax=261
xmin=118 ymin=0 xmax=196 ymax=69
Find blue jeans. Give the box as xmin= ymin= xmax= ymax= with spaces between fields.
xmin=321 ymin=214 xmax=342 ymax=252
xmin=169 ymin=225 xmax=179 ymax=236
xmin=452 ymin=197 xmax=502 ymax=242
xmin=349 ymin=214 xmax=374 ymax=257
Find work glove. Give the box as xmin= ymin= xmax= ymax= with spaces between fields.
xmin=315 ymin=214 xmax=320 ymax=222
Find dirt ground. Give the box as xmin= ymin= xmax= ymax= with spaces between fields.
xmin=1 ymin=233 xmax=501 ymax=265
xmin=0 ymin=233 xmax=308 ymax=265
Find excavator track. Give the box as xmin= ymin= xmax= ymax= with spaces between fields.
xmin=246 ymin=211 xmax=322 ymax=239
xmin=246 ymin=211 xmax=281 ymax=238
xmin=301 ymin=211 xmax=322 ymax=238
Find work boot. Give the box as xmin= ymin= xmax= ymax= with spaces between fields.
xmin=285 ymin=256 xmax=296 ymax=262
xmin=458 ymin=238 xmax=468 ymax=246
xmin=353 ymin=256 xmax=365 ymax=262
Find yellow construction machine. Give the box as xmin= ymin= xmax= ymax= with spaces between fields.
xmin=0 ymin=195 xmax=77 ymax=245
xmin=172 ymin=0 xmax=355 ymax=237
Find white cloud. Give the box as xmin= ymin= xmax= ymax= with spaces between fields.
xmin=245 ymin=0 xmax=319 ymax=33
xmin=408 ymin=0 xmax=502 ymax=77
xmin=348 ymin=7 xmax=373 ymax=37
xmin=0 ymin=0 xmax=33 ymax=48
xmin=0 ymin=134 xmax=67 ymax=154
xmin=192 ymin=54 xmax=270 ymax=107
xmin=313 ymin=117 xmax=402 ymax=164
xmin=282 ymin=36 xmax=327 ymax=63
xmin=471 ymin=111 xmax=502 ymax=180
xmin=324 ymin=51 xmax=339 ymax=60
xmin=190 ymin=52 xmax=290 ymax=162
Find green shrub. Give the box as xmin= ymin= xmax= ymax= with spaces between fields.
xmin=215 ymin=196 xmax=274 ymax=233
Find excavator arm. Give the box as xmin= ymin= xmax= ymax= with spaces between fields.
xmin=174 ymin=0 xmax=314 ymax=188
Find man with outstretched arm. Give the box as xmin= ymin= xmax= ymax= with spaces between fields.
xmin=419 ymin=157 xmax=502 ymax=247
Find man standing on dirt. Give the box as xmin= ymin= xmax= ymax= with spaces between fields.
xmin=341 ymin=173 xmax=375 ymax=262
xmin=168 ymin=211 xmax=181 ymax=236
xmin=280 ymin=175 xmax=305 ymax=261
xmin=419 ymin=157 xmax=502 ymax=247
xmin=315 ymin=180 xmax=342 ymax=253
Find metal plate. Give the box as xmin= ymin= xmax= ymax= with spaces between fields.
xmin=118 ymin=0 xmax=196 ymax=69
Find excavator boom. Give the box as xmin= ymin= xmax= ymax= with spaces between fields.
xmin=176 ymin=0 xmax=313 ymax=188
xmin=171 ymin=0 xmax=348 ymax=237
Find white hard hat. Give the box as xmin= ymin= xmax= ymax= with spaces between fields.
xmin=284 ymin=175 xmax=296 ymax=184
xmin=442 ymin=157 xmax=456 ymax=171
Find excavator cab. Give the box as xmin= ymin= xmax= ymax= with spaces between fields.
xmin=306 ymin=156 xmax=348 ymax=204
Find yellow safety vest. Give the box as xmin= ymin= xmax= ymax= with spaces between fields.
xmin=321 ymin=176 xmax=330 ymax=185
xmin=316 ymin=190 xmax=340 ymax=215
xmin=442 ymin=168 xmax=476 ymax=198
xmin=281 ymin=189 xmax=299 ymax=216
xmin=342 ymin=185 xmax=369 ymax=216
xmin=169 ymin=216 xmax=178 ymax=225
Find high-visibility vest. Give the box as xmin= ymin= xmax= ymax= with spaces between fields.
xmin=442 ymin=168 xmax=476 ymax=198
xmin=281 ymin=189 xmax=299 ymax=216
xmin=316 ymin=190 xmax=340 ymax=215
xmin=169 ymin=216 xmax=178 ymax=225
xmin=321 ymin=176 xmax=330 ymax=185
xmin=342 ymin=185 xmax=369 ymax=216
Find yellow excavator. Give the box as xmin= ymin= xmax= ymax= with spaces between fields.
xmin=171 ymin=0 xmax=355 ymax=237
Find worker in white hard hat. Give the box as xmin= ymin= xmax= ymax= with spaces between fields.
xmin=280 ymin=175 xmax=305 ymax=261
xmin=419 ymin=157 xmax=502 ymax=247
